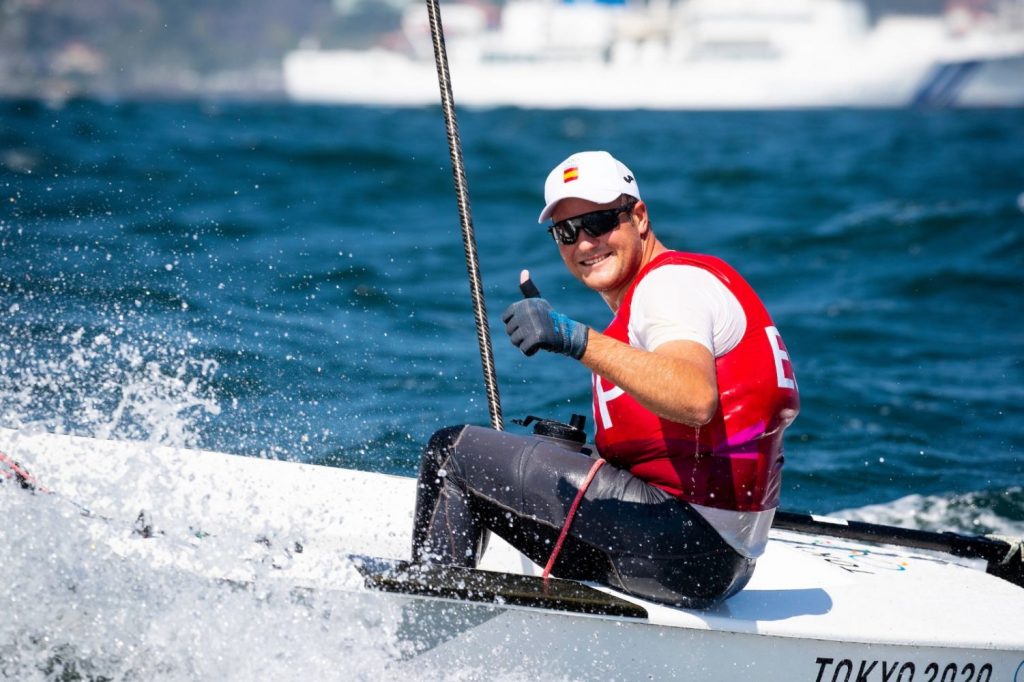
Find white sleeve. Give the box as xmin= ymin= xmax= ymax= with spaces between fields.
xmin=628 ymin=265 xmax=746 ymax=357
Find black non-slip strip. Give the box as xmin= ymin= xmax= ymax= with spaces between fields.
xmin=352 ymin=555 xmax=649 ymax=619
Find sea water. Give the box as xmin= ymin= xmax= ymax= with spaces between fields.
xmin=0 ymin=100 xmax=1022 ymax=679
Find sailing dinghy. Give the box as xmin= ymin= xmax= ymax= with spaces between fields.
xmin=3 ymin=426 xmax=1022 ymax=680
xmin=4 ymin=5 xmax=1022 ymax=678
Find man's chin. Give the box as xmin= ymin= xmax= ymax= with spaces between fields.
xmin=580 ymin=272 xmax=619 ymax=293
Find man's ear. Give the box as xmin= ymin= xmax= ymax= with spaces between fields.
xmin=634 ymin=201 xmax=650 ymax=237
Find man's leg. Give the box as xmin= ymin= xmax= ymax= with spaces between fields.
xmin=411 ymin=425 xmax=753 ymax=607
xmin=411 ymin=425 xmax=481 ymax=566
xmin=412 ymin=425 xmax=603 ymax=569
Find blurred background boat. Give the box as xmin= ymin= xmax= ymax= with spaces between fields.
xmin=283 ymin=0 xmax=1024 ymax=108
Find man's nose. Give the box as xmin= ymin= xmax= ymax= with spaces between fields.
xmin=575 ymin=231 xmax=601 ymax=250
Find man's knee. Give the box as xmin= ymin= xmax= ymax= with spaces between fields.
xmin=425 ymin=425 xmax=466 ymax=456
xmin=419 ymin=424 xmax=468 ymax=479
xmin=424 ymin=424 xmax=467 ymax=464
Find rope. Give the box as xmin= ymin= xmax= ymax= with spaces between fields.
xmin=986 ymin=534 xmax=1024 ymax=565
xmin=543 ymin=458 xmax=606 ymax=580
xmin=0 ymin=451 xmax=45 ymax=492
xmin=424 ymin=0 xmax=503 ymax=431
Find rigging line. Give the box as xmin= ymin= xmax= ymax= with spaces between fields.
xmin=425 ymin=0 xmax=503 ymax=431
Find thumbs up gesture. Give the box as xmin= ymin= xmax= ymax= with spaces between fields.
xmin=501 ymin=270 xmax=589 ymax=359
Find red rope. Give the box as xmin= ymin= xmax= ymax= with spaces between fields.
xmin=543 ymin=457 xmax=606 ymax=580
xmin=0 ymin=451 xmax=44 ymax=491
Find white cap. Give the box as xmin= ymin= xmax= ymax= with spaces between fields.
xmin=538 ymin=151 xmax=641 ymax=223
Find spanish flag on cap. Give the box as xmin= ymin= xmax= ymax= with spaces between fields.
xmin=563 ymin=166 xmax=579 ymax=183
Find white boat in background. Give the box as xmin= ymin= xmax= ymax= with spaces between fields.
xmin=3 ymin=426 xmax=1023 ymax=679
xmin=282 ymin=0 xmax=1024 ymax=109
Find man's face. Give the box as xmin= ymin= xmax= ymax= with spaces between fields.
xmin=551 ymin=197 xmax=648 ymax=303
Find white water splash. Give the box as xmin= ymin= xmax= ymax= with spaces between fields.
xmin=0 ymin=327 xmax=432 ymax=679
xmin=0 ymin=485 xmax=391 ymax=680
xmin=837 ymin=488 xmax=1024 ymax=537
xmin=0 ymin=326 xmax=220 ymax=448
xmin=0 ymin=482 xmax=541 ymax=681
xmin=0 ymin=324 xmax=513 ymax=680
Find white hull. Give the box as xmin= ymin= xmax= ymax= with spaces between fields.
xmin=282 ymin=0 xmax=1024 ymax=110
xmin=285 ymin=50 xmax=899 ymax=110
xmin=283 ymin=49 xmax=1024 ymax=110
xmin=2 ymin=427 xmax=1023 ymax=679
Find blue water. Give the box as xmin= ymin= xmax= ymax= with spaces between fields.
xmin=1 ymin=99 xmax=1022 ymax=528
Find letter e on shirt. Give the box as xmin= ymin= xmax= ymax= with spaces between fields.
xmin=765 ymin=325 xmax=797 ymax=390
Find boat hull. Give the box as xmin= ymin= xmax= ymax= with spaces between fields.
xmin=282 ymin=48 xmax=1024 ymax=110
xmin=2 ymin=427 xmax=1023 ymax=679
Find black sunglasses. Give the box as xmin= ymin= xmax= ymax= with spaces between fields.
xmin=548 ymin=201 xmax=636 ymax=246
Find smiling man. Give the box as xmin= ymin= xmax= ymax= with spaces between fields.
xmin=412 ymin=151 xmax=800 ymax=608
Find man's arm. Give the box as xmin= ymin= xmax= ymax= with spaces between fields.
xmin=502 ymin=277 xmax=720 ymax=427
xmin=581 ymin=331 xmax=718 ymax=427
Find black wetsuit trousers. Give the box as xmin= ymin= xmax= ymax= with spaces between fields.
xmin=412 ymin=425 xmax=755 ymax=608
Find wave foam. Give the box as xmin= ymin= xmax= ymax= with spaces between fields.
xmin=0 ymin=326 xmax=220 ymax=448
xmin=0 ymin=483 xmax=540 ymax=681
xmin=836 ymin=487 xmax=1024 ymax=537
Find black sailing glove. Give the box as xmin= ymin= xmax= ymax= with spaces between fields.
xmin=501 ymin=298 xmax=589 ymax=359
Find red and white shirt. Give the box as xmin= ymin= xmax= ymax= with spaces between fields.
xmin=593 ymin=251 xmax=800 ymax=556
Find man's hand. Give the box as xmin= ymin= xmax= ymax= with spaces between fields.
xmin=502 ymin=298 xmax=589 ymax=359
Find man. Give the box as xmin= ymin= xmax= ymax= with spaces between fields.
xmin=412 ymin=151 xmax=799 ymax=608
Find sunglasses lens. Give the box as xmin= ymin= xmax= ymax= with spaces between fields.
xmin=550 ymin=203 xmax=633 ymax=245
xmin=551 ymin=223 xmax=577 ymax=244
xmin=580 ymin=212 xmax=619 ymax=237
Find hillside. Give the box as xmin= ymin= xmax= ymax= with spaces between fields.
xmin=0 ymin=0 xmax=402 ymax=99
